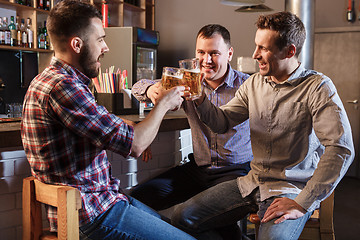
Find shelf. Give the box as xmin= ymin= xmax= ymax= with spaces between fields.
xmin=0 ymin=45 xmax=53 ymax=52
xmin=90 ymin=0 xmax=153 ymax=30
xmin=0 ymin=0 xmax=49 ymax=13
xmin=124 ymin=2 xmax=145 ymax=12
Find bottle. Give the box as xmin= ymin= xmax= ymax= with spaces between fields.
xmin=16 ymin=16 xmax=22 ymax=46
xmin=38 ymin=24 xmax=45 ymax=49
xmin=17 ymin=0 xmax=25 ymax=5
xmin=26 ymin=18 xmax=33 ymax=48
xmin=347 ymin=0 xmax=356 ymax=23
xmin=3 ymin=17 xmax=11 ymax=46
xmin=21 ymin=19 xmax=28 ymax=48
xmin=44 ymin=0 xmax=50 ymax=10
xmin=8 ymin=16 xmax=17 ymax=47
xmin=26 ymin=0 xmax=32 ymax=7
xmin=0 ymin=18 xmax=4 ymax=45
xmin=43 ymin=21 xmax=50 ymax=49
xmin=37 ymin=0 xmax=43 ymax=9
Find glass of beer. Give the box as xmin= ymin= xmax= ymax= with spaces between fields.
xmin=179 ymin=58 xmax=202 ymax=100
xmin=161 ymin=67 xmax=184 ymax=90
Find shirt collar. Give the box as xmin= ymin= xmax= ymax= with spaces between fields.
xmin=286 ymin=63 xmax=306 ymax=86
xmin=223 ymin=63 xmax=236 ymax=88
xmin=264 ymin=62 xmax=306 ymax=86
xmin=50 ymin=57 xmax=91 ymax=86
xmin=203 ymin=63 xmax=235 ymax=89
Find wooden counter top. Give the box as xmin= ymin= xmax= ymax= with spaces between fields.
xmin=0 ymin=110 xmax=189 ymax=148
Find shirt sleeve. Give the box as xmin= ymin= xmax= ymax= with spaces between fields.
xmin=196 ymin=81 xmax=249 ymax=133
xmin=48 ymin=76 xmax=134 ymax=156
xmin=294 ymin=75 xmax=354 ymax=211
xmin=131 ymin=79 xmax=160 ymax=102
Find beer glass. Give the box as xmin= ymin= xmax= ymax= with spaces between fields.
xmin=161 ymin=67 xmax=184 ymax=90
xmin=179 ymin=58 xmax=202 ymax=100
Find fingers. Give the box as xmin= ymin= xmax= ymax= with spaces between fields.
xmin=262 ymin=198 xmax=286 ymax=223
xmin=261 ymin=197 xmax=306 ymax=224
xmin=262 ymin=206 xmax=283 ymax=223
xmin=141 ymin=146 xmax=152 ymax=162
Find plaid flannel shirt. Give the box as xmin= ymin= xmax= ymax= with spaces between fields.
xmin=21 ymin=57 xmax=133 ymax=231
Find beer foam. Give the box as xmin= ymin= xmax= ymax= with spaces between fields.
xmin=185 ymin=68 xmax=200 ymax=73
xmin=164 ymin=73 xmax=183 ymax=79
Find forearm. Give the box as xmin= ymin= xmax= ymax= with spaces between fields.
xmin=130 ymin=102 xmax=168 ymax=157
xmin=130 ymin=86 xmax=185 ymax=156
xmin=295 ymin=145 xmax=354 ymax=211
xmin=197 ymin=98 xmax=229 ymax=133
xmin=131 ymin=79 xmax=159 ymax=102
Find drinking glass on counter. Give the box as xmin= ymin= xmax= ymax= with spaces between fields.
xmin=179 ymin=58 xmax=202 ymax=100
xmin=6 ymin=103 xmax=23 ymax=118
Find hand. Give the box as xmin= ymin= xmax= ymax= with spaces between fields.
xmin=147 ymin=82 xmax=166 ymax=104
xmin=120 ymin=118 xmax=135 ymax=127
xmin=158 ymin=86 xmax=185 ymax=111
xmin=262 ymin=197 xmax=307 ymax=224
xmin=142 ymin=146 xmax=152 ymax=162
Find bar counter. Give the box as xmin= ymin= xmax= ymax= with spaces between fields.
xmin=0 ymin=110 xmax=190 ymax=148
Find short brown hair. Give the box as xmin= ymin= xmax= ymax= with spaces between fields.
xmin=256 ymin=11 xmax=306 ymax=57
xmin=47 ymin=0 xmax=102 ymax=50
xmin=197 ymin=24 xmax=231 ymax=48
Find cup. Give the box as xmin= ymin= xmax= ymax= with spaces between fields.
xmin=179 ymin=58 xmax=202 ymax=100
xmin=161 ymin=67 xmax=184 ymax=90
xmin=6 ymin=103 xmax=23 ymax=118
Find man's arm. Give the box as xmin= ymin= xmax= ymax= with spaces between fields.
xmin=130 ymin=86 xmax=186 ymax=157
xmin=263 ymin=76 xmax=354 ymax=224
xmin=131 ymin=79 xmax=162 ymax=103
xmin=194 ymin=85 xmax=249 ymax=134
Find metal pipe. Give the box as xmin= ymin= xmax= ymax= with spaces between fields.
xmin=285 ymin=0 xmax=315 ymax=69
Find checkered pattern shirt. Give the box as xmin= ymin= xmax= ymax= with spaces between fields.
xmin=21 ymin=57 xmax=133 ymax=231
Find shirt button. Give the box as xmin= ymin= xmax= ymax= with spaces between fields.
xmin=268 ymin=107 xmax=271 ymax=110
xmin=267 ymin=128 xmax=271 ymax=132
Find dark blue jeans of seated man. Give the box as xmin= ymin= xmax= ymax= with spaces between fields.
xmin=171 ymin=180 xmax=313 ymax=240
xmin=130 ymin=153 xmax=251 ymax=211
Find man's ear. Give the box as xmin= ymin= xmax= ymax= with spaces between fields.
xmin=70 ymin=37 xmax=83 ymax=54
xmin=287 ymin=44 xmax=296 ymax=58
xmin=228 ymin=46 xmax=234 ymax=62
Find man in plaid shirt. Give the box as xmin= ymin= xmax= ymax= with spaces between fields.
xmin=21 ymin=1 xmax=196 ymax=239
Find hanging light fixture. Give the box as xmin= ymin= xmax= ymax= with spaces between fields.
xmin=235 ymin=4 xmax=273 ymax=12
xmin=220 ymin=0 xmax=264 ymax=6
xmin=220 ymin=0 xmax=273 ymax=12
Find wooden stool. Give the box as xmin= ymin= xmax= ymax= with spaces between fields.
xmin=22 ymin=176 xmax=82 ymax=240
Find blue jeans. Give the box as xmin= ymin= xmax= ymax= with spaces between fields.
xmin=171 ymin=179 xmax=312 ymax=240
xmin=79 ymin=195 xmax=196 ymax=240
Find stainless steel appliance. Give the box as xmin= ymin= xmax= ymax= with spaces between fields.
xmin=101 ymin=27 xmax=159 ymax=88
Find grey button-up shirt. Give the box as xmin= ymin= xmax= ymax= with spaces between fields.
xmin=196 ymin=64 xmax=354 ymax=212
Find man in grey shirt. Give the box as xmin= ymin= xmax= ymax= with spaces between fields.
xmin=171 ymin=12 xmax=354 ymax=240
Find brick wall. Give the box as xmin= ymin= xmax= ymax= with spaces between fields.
xmin=0 ymin=129 xmax=192 ymax=240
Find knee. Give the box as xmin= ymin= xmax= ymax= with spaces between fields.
xmin=171 ymin=205 xmax=199 ymax=233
